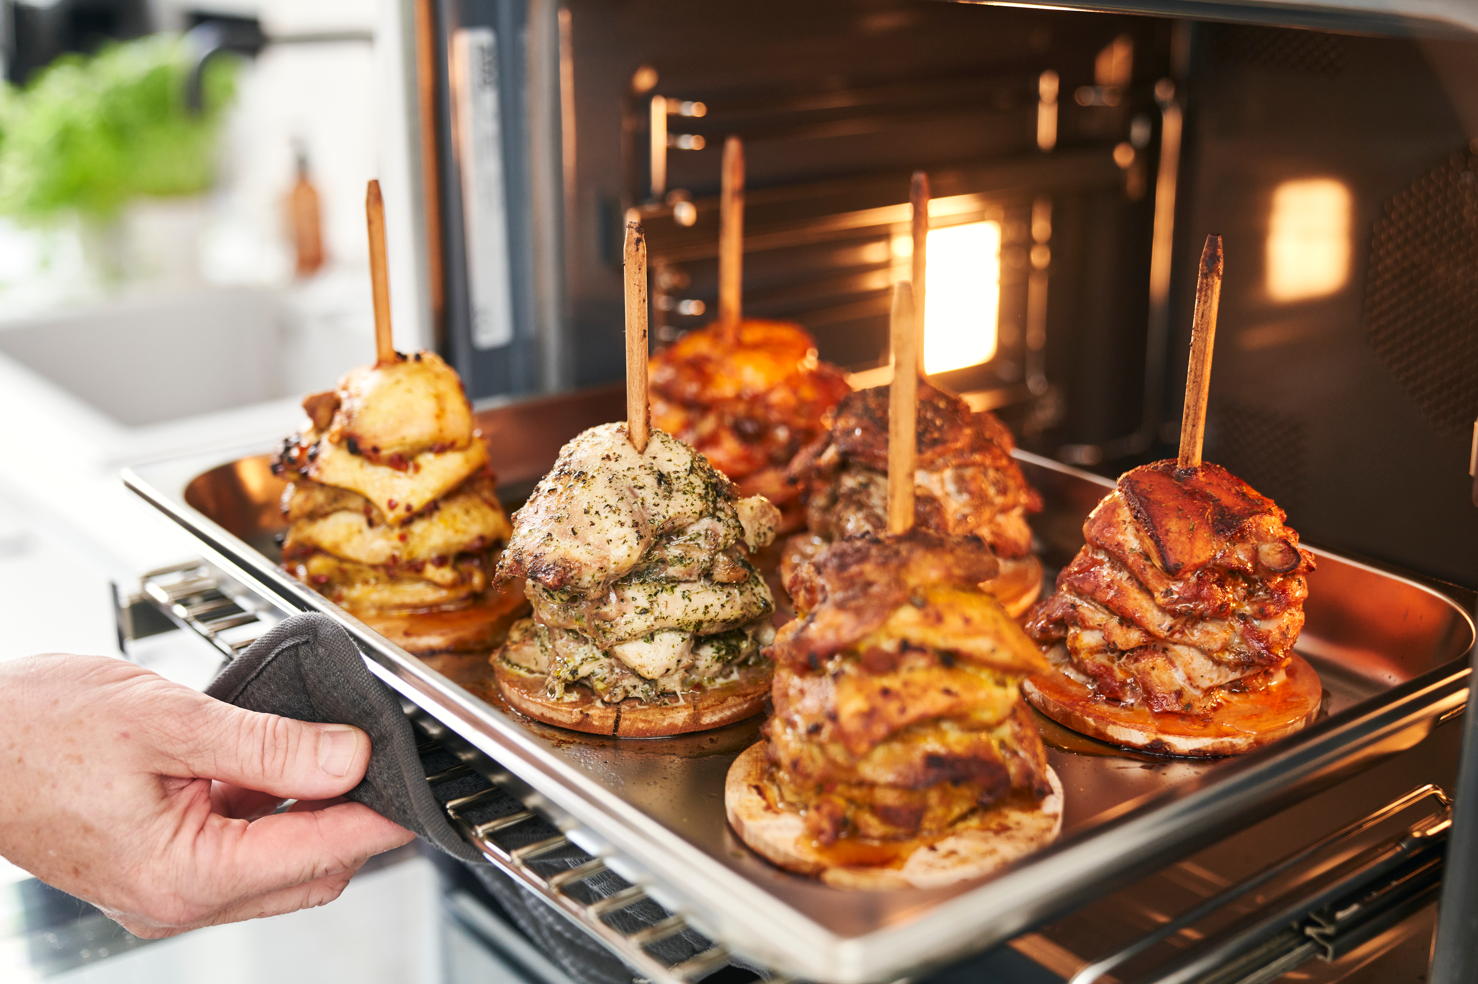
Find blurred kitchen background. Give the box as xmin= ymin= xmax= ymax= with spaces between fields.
xmin=0 ymin=2 xmax=464 ymax=979
xmin=0 ymin=0 xmax=428 ymax=660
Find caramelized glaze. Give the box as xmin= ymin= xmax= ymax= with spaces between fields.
xmin=1028 ymin=653 xmax=1323 ymax=746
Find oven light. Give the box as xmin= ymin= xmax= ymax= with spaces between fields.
xmin=923 ymin=220 xmax=1002 ymax=374
xmin=1266 ymin=178 xmax=1351 ymax=302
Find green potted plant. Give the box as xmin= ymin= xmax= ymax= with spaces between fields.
xmin=0 ymin=34 xmax=237 ymax=285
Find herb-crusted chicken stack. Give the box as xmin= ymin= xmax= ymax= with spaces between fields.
xmin=492 ymin=422 xmax=782 ymax=736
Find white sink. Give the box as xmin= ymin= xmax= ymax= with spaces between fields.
xmin=0 ymin=288 xmax=286 ymax=427
xmin=0 ymin=277 xmax=376 ymax=578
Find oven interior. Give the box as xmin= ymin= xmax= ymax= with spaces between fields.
xmin=429 ymin=0 xmax=1478 ymax=589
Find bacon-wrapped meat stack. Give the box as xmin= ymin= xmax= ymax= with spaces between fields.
xmin=1023 ymin=460 xmax=1320 ymax=756
xmin=785 ymin=381 xmax=1045 ymax=616
xmin=725 ymin=530 xmax=1062 ymax=889
xmin=649 ymin=320 xmax=851 ymax=531
xmin=273 ymin=351 xmax=523 ymax=655
xmin=492 ymin=423 xmax=783 ymax=737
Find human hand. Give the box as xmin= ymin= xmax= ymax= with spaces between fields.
xmin=0 ymin=653 xmax=415 ymax=938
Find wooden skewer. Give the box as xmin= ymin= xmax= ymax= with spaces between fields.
xmin=366 ymin=180 xmax=395 ymax=365
xmin=1177 ymin=234 xmax=1224 ymax=471
xmin=888 ymin=281 xmax=918 ymax=535
xmin=625 ymin=220 xmax=651 ymax=453
xmin=910 ymin=170 xmax=929 ymax=359
xmin=718 ymin=136 xmax=745 ymax=340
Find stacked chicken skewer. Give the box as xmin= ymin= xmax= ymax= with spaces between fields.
xmin=269 ymin=162 xmax=1319 ymax=889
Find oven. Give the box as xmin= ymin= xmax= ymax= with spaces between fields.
xmin=119 ymin=0 xmax=1478 ymax=981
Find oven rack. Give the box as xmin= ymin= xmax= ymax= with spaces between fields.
xmin=408 ymin=688 xmax=1458 ymax=984
xmin=407 ymin=706 xmax=779 ymax=984
xmin=121 ymin=560 xmax=280 ymax=659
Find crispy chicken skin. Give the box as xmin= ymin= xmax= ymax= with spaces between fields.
xmin=1024 ymin=461 xmax=1315 ymax=715
xmin=494 ymin=423 xmax=781 ymax=703
xmin=281 ymin=468 xmax=511 ymax=570
xmin=649 ymin=320 xmax=850 ymax=527
xmin=273 ymin=351 xmax=513 ymax=619
xmin=319 ymin=351 xmax=474 ymax=463
xmin=789 ymin=382 xmax=1042 ymax=558
xmin=765 ymin=530 xmax=1052 ymax=843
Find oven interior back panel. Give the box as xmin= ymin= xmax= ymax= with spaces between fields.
xmin=434 ymin=0 xmax=1478 ymax=587
xmin=559 ymin=0 xmax=1171 ymax=419
xmin=1173 ymin=23 xmax=1478 ymax=588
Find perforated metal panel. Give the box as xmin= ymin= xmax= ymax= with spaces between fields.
xmin=1365 ymin=148 xmax=1478 ymax=437
xmin=1206 ymin=400 xmax=1309 ymax=515
xmin=1205 ymin=25 xmax=1348 ymax=76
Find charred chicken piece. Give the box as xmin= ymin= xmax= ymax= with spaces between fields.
xmin=1025 ymin=460 xmax=1316 ymax=717
xmin=766 ymin=529 xmax=1053 ymax=844
xmin=649 ymin=320 xmax=851 ymax=531
xmin=786 ymin=380 xmax=1045 ymax=615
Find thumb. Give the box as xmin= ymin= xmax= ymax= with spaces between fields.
xmin=166 ymin=695 xmax=373 ymax=801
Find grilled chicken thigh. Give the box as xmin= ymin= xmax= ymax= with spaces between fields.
xmin=785 ymin=381 xmax=1045 ymax=615
xmin=1025 ymin=461 xmax=1315 ymax=715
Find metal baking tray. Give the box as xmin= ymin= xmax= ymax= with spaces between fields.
xmin=123 ymin=385 xmax=1475 ymax=984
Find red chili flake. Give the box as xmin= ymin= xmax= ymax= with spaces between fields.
xmin=398 ymin=532 xmax=408 ymax=542
xmin=387 ymin=499 xmax=398 ymax=510
xmin=311 ymin=575 xmax=330 ymax=585
xmin=404 ymin=502 xmax=414 ymax=512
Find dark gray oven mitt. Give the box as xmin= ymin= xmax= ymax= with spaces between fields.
xmin=205 ymin=612 xmax=726 ymax=984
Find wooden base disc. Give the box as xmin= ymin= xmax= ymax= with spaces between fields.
xmin=724 ymin=743 xmax=1063 ymax=890
xmin=493 ymin=660 xmax=772 ymax=738
xmin=1022 ymin=653 xmax=1323 ymax=758
xmin=358 ymin=584 xmax=528 ymax=656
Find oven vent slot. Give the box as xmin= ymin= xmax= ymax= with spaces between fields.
xmin=1205 ymin=400 xmax=1308 ymax=515
xmin=1205 ymin=25 xmax=1348 ymax=77
xmin=1365 ymin=147 xmax=1478 ymax=436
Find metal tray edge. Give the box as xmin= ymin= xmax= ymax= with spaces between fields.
xmin=122 ymin=449 xmax=1476 ymax=984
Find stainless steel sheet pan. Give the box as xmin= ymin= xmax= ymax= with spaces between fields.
xmin=123 ymin=387 xmax=1474 ymax=984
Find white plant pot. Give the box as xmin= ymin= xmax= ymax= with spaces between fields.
xmin=80 ymin=196 xmax=209 ymax=289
